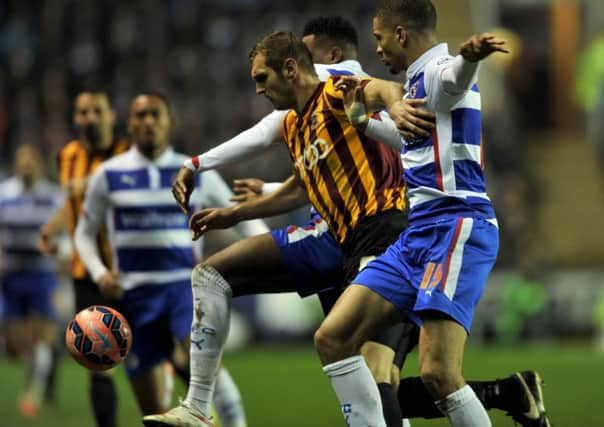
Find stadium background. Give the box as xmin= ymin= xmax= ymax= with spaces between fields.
xmin=1 ymin=0 xmax=604 ymax=426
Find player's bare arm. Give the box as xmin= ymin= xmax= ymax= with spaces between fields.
xmin=38 ymin=203 xmax=67 ymax=255
xmin=189 ymin=175 xmax=308 ymax=240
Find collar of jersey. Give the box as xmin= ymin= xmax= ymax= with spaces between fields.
xmin=129 ymin=145 xmax=175 ymax=166
xmin=406 ymin=42 xmax=449 ymax=83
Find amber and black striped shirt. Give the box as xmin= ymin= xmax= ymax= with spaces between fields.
xmin=58 ymin=139 xmax=130 ymax=279
xmin=283 ymin=77 xmax=406 ymax=246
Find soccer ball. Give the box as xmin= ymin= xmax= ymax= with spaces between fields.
xmin=65 ymin=305 xmax=132 ymax=371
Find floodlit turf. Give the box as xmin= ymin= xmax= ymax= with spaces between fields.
xmin=0 ymin=342 xmax=602 ymax=426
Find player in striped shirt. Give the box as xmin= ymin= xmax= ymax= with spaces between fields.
xmin=39 ymin=90 xmax=128 ymax=427
xmin=75 ymin=93 xmax=267 ymax=425
xmin=313 ymin=1 xmax=549 ymax=426
xmin=0 ymin=144 xmax=64 ymax=417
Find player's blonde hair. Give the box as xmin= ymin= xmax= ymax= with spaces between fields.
xmin=249 ymin=31 xmax=315 ymax=74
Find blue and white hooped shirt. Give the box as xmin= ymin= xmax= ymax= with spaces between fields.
xmin=0 ymin=177 xmax=63 ymax=274
xmin=401 ymin=43 xmax=496 ymax=226
xmin=80 ymin=146 xmax=268 ymax=291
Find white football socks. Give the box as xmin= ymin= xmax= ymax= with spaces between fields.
xmin=185 ymin=265 xmax=232 ymax=418
xmin=162 ymin=362 xmax=175 ymax=410
xmin=324 ymin=355 xmax=387 ymax=427
xmin=29 ymin=342 xmax=53 ymax=398
xmin=213 ymin=367 xmax=247 ymax=427
xmin=435 ymin=384 xmax=492 ymax=427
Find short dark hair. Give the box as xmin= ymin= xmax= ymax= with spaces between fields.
xmin=76 ymin=88 xmax=113 ymax=106
xmin=249 ymin=31 xmax=315 ymax=73
xmin=131 ymin=90 xmax=171 ymax=113
xmin=375 ymin=0 xmax=437 ymax=33
xmin=302 ymin=16 xmax=359 ymax=50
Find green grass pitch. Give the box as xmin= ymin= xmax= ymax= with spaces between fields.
xmin=0 ymin=342 xmax=601 ymax=426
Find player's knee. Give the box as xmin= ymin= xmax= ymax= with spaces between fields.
xmin=314 ymin=323 xmax=352 ymax=363
xmin=419 ymin=361 xmax=460 ymax=397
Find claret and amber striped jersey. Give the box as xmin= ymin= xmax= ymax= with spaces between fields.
xmin=57 ymin=138 xmax=130 ymax=279
xmin=283 ymin=77 xmax=405 ymax=246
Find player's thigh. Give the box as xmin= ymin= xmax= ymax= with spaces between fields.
xmin=129 ymin=363 xmax=167 ymax=415
xmin=205 ymin=232 xmax=295 ymax=295
xmin=418 ymin=314 xmax=467 ymax=378
xmin=4 ymin=318 xmax=30 ymax=357
xmin=320 ymin=284 xmax=402 ymax=346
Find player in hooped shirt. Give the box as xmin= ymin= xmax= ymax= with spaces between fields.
xmin=75 ymin=93 xmax=267 ymax=424
xmin=314 ymin=1 xmax=549 ymax=426
xmin=0 ymin=144 xmax=64 ymax=417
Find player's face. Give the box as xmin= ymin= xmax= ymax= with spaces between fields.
xmin=14 ymin=144 xmax=42 ymax=183
xmin=373 ymin=16 xmax=406 ymax=74
xmin=73 ymin=93 xmax=115 ymax=147
xmin=302 ymin=34 xmax=334 ymax=64
xmin=128 ymin=95 xmax=171 ymax=156
xmin=251 ymin=53 xmax=296 ymax=110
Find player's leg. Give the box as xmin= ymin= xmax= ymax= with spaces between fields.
xmin=315 ymin=284 xmax=403 ymax=427
xmin=122 ymin=282 xmax=190 ymax=415
xmin=74 ymin=278 xmax=119 ymax=427
xmin=362 ymin=334 xmax=404 ymax=427
xmin=312 ymin=219 xmax=409 ymax=427
xmin=185 ymin=234 xmax=294 ymax=419
xmin=411 ymin=217 xmax=498 ymax=426
xmin=213 ymin=365 xmax=247 ymax=427
xmin=143 ymin=230 xmax=339 ymax=426
xmin=130 ymin=365 xmax=169 ymax=414
xmin=418 ymin=315 xmax=491 ymax=426
xmin=19 ymin=314 xmax=57 ymax=416
xmin=22 ymin=273 xmax=58 ymax=412
xmin=2 ymin=276 xmax=31 ymax=359
xmin=398 ymin=373 xmax=551 ymax=426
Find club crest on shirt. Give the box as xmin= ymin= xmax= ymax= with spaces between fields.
xmin=409 ymin=81 xmax=419 ymax=99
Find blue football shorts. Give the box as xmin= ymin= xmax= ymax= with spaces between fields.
xmin=120 ymin=280 xmax=192 ymax=378
xmin=2 ymin=271 xmax=57 ymax=319
xmin=354 ymin=216 xmax=499 ymax=333
xmin=270 ymin=214 xmax=346 ymax=297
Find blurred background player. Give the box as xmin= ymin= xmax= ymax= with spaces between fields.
xmin=0 ymin=144 xmax=64 ymax=417
xmin=39 ymin=90 xmax=129 ymax=427
xmin=75 ymin=92 xmax=267 ymax=425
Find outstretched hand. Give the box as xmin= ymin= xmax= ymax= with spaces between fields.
xmin=230 ymin=178 xmax=264 ymax=203
xmin=172 ymin=166 xmax=196 ymax=214
xmin=189 ymin=207 xmax=240 ymax=240
xmin=459 ymin=33 xmax=509 ymax=62
xmin=334 ymin=76 xmax=368 ymax=127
